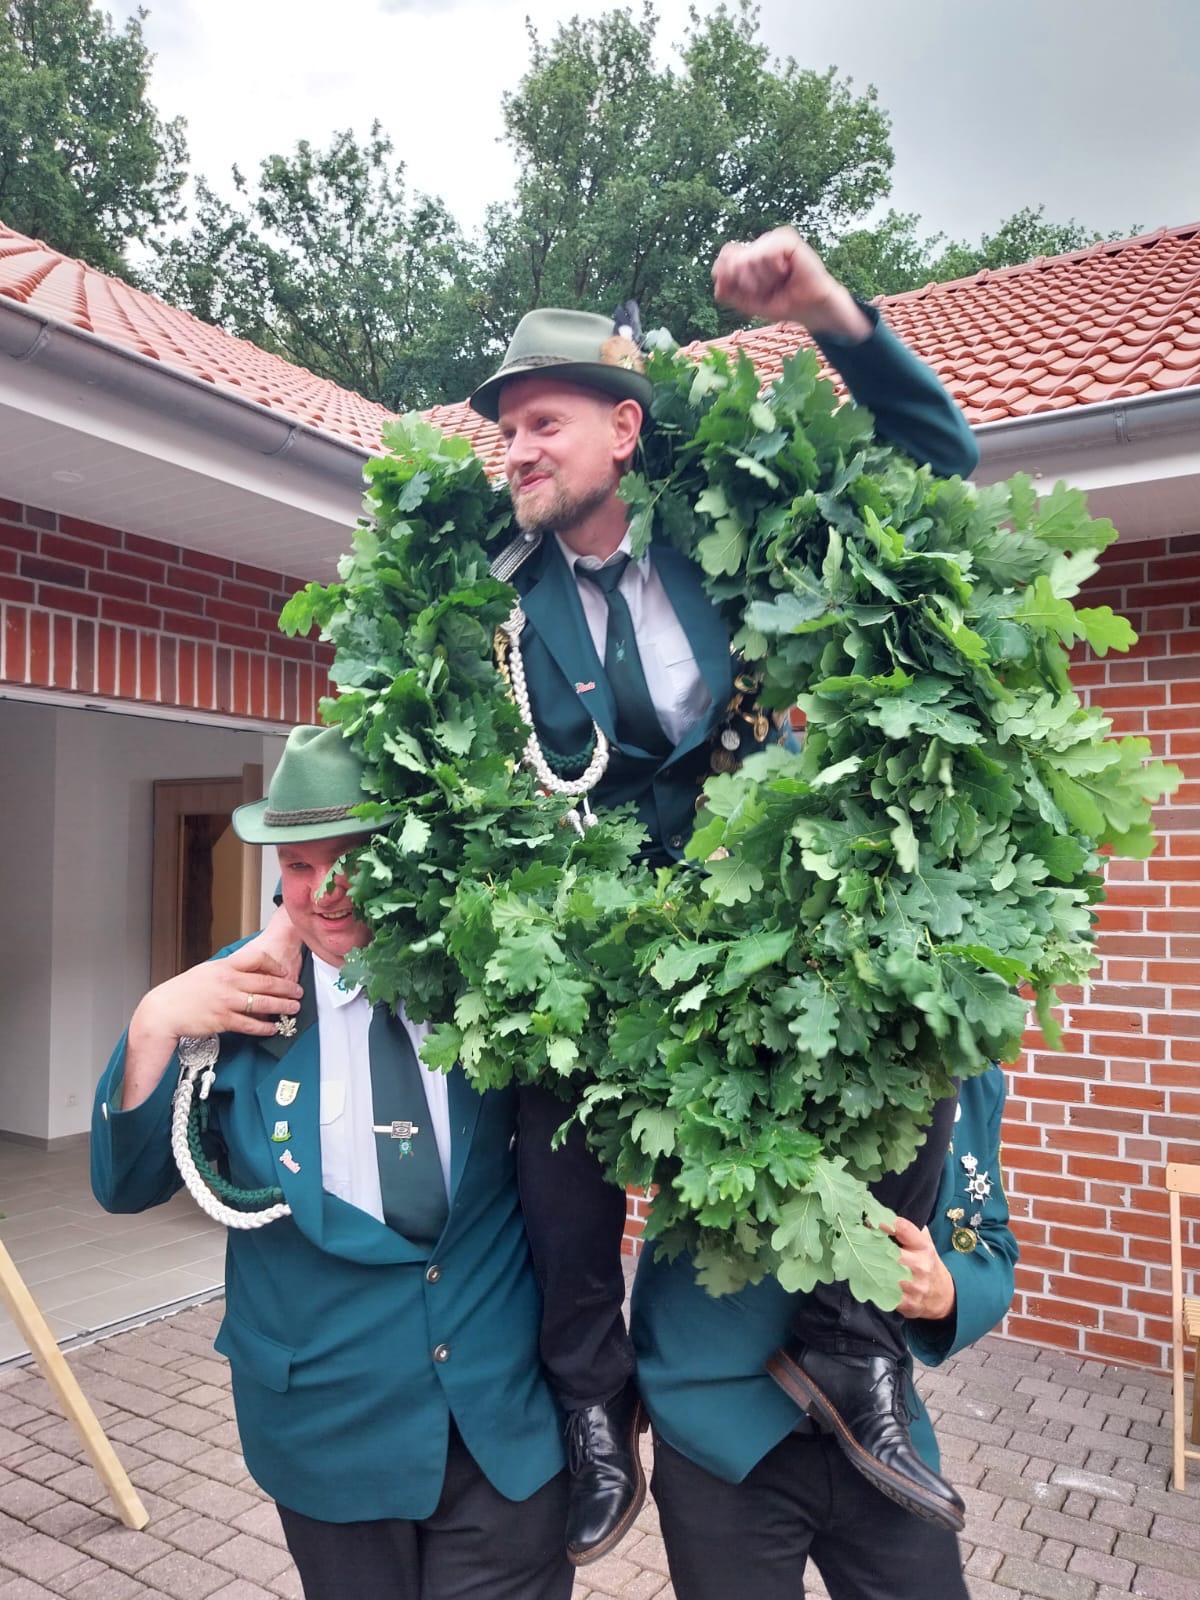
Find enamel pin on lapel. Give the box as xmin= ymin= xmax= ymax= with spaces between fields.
xmin=574 ymin=680 xmax=596 ymax=693
xmin=276 ymin=1079 xmax=300 ymax=1106
xmin=279 ymin=1149 xmax=301 ymax=1174
xmin=275 ymin=1015 xmax=298 ymax=1039
xmin=271 ymin=1120 xmax=291 ymax=1143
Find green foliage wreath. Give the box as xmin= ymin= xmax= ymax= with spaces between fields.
xmin=280 ymin=339 xmax=1179 ymax=1304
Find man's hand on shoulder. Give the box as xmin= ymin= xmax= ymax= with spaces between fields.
xmin=712 ymin=226 xmax=872 ymax=343
xmin=122 ymin=943 xmax=304 ymax=1111
xmin=882 ymin=1216 xmax=956 ymax=1324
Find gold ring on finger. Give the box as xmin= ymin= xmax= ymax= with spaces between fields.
xmin=243 ymin=993 xmax=257 ymax=1016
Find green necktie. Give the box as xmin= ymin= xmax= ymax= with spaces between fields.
xmin=368 ymin=1006 xmax=448 ymax=1248
xmin=577 ymin=555 xmax=671 ymax=756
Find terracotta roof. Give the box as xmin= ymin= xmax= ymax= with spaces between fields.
xmin=0 ymin=221 xmax=394 ymax=452
xmin=3 ymin=219 xmax=1200 ymax=472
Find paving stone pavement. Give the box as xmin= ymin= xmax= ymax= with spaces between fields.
xmin=1 ymin=1304 xmax=1197 ymax=1599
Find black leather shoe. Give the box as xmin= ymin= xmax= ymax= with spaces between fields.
xmin=564 ymin=1381 xmax=647 ymax=1566
xmin=766 ymin=1341 xmax=966 ymax=1532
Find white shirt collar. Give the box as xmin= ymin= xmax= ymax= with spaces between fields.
xmin=311 ymin=951 xmax=364 ymax=1010
xmin=555 ymin=529 xmax=647 ymax=578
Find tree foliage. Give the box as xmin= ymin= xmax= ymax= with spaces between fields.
xmin=0 ymin=0 xmax=187 ymax=276
xmin=280 ymin=344 xmax=1178 ymax=1304
xmin=476 ymin=0 xmax=894 ymax=348
xmin=149 ymin=125 xmax=478 ymax=412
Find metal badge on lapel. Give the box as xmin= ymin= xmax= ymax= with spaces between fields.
xmin=276 ymin=1079 xmax=300 ymax=1107
xmin=275 ymin=1015 xmax=298 ymax=1039
xmin=271 ymin=1120 xmax=291 ymax=1143
xmin=279 ymin=1149 xmax=301 ymax=1174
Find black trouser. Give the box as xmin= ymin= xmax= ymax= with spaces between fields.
xmin=518 ymin=1079 xmax=959 ymax=1403
xmin=651 ymin=1428 xmax=968 ymax=1600
xmin=517 ymin=1081 xmax=635 ymax=1409
xmin=276 ymin=1423 xmax=572 ymax=1600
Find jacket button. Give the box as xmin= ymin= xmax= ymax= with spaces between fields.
xmin=426 ymin=1264 xmax=441 ymax=1284
xmin=433 ymin=1343 xmax=450 ymax=1363
xmin=669 ymin=834 xmax=683 ymax=849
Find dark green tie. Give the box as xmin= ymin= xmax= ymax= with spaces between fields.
xmin=577 ymin=555 xmax=671 ymax=756
xmin=369 ymin=1006 xmax=448 ymax=1248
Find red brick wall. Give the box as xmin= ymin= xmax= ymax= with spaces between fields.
xmin=1004 ymin=531 xmax=1200 ymax=1371
xmin=0 ymin=498 xmax=331 ymax=719
xmin=623 ymin=533 xmax=1200 ymax=1374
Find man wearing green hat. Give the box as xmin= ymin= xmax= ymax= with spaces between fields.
xmin=91 ymin=725 xmax=572 ymax=1600
xmin=467 ymin=226 xmax=980 ymax=1562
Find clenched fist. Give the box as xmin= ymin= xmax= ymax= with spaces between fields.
xmin=712 ymin=226 xmax=871 ymax=341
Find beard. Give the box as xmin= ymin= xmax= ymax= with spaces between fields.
xmin=510 ymin=471 xmax=616 ymax=539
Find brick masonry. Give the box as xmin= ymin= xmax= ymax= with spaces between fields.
xmin=0 ymin=498 xmax=332 ymax=724
xmin=1 ymin=496 xmax=1196 ymax=1375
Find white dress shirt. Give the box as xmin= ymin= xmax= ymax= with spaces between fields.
xmin=311 ymin=953 xmax=452 ymax=1223
xmin=555 ymin=531 xmax=712 ymax=745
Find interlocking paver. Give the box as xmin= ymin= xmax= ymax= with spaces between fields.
xmin=2 ymin=1315 xmax=1199 ymax=1599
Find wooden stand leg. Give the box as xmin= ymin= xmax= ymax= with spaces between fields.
xmin=0 ymin=1238 xmax=149 ymax=1530
xmin=1192 ymin=1342 xmax=1200 ymax=1447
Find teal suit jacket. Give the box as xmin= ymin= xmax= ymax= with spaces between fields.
xmin=511 ymin=308 xmax=979 ymax=864
xmin=630 ymin=1066 xmax=1016 ymax=1482
xmin=90 ymin=953 xmax=564 ymax=1522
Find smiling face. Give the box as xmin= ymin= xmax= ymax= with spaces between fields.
xmin=276 ymin=834 xmax=372 ymax=968
xmin=497 ymin=374 xmax=643 ymax=550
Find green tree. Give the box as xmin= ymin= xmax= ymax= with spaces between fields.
xmin=476 ymin=0 xmax=894 ymax=346
xmin=827 ymin=204 xmax=1129 ymax=301
xmin=149 ymin=125 xmax=480 ymax=412
xmin=0 ymin=0 xmax=187 ymax=275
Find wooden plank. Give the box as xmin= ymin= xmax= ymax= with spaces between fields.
xmin=0 ymin=1239 xmax=149 ymax=1530
xmin=1166 ymin=1163 xmax=1200 ymax=1197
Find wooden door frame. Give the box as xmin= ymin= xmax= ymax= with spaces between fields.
xmin=149 ymin=764 xmax=263 ymax=986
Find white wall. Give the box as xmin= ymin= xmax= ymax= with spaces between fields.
xmin=0 ymin=703 xmax=56 ymax=1138
xmin=0 ymin=700 xmax=287 ymax=1141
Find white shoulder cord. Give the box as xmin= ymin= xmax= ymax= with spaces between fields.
xmin=490 ymin=532 xmax=611 ymax=831
xmin=172 ymin=1035 xmax=292 ymax=1228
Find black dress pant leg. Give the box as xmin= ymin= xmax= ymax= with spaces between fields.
xmin=277 ymin=1424 xmax=572 ymax=1600
xmin=789 ymin=1088 xmax=961 ymax=1360
xmin=651 ymin=1429 xmax=967 ymax=1600
xmin=517 ymin=1081 xmax=635 ymax=1408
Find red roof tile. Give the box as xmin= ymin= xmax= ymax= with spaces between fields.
xmin=3 ymin=219 xmax=1200 ymax=472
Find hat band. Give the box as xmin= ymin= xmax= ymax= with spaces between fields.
xmin=263 ymin=802 xmax=356 ymax=825
xmin=492 ymin=354 xmax=577 ymax=379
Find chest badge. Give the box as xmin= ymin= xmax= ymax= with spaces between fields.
xmin=574 ymin=680 xmax=596 ymax=694
xmin=946 ymin=1207 xmax=978 ymax=1253
xmin=279 ymin=1149 xmax=301 ymax=1174
xmin=271 ymin=1120 xmax=291 ymax=1143
xmin=276 ymin=1079 xmax=300 ymax=1107
xmin=275 ymin=1015 xmax=298 ymax=1039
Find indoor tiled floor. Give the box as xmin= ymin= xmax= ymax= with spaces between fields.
xmin=0 ymin=1138 xmax=224 ymax=1362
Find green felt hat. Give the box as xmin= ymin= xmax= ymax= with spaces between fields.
xmin=233 ymin=726 xmax=398 ymax=845
xmin=469 ymin=307 xmax=654 ymax=422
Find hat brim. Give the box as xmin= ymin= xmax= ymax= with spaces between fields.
xmin=231 ymin=799 xmax=401 ymax=846
xmin=469 ymin=360 xmax=654 ymax=423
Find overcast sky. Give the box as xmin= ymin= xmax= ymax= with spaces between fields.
xmin=120 ymin=0 xmax=1199 ymax=249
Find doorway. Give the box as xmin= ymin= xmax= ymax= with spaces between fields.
xmin=150 ymin=768 xmax=263 ymax=985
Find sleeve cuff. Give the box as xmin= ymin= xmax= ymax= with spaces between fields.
xmin=812 ymin=297 xmax=880 ymax=351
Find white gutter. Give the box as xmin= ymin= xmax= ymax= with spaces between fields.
xmin=0 ymin=294 xmax=375 ymax=490
xmin=973 ymin=385 xmax=1200 ymax=470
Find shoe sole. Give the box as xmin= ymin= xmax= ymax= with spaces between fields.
xmin=765 ymin=1351 xmax=966 ymax=1533
xmin=566 ymin=1399 xmax=649 ymax=1567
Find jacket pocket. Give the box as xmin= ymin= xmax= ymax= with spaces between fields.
xmin=214 ymin=1307 xmax=294 ymax=1393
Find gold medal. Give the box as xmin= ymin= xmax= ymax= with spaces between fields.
xmin=951 ymin=1225 xmax=979 ymax=1254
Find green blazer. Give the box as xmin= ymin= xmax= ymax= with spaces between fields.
xmin=90 ymin=951 xmax=564 ymax=1523
xmin=629 ymin=1066 xmax=1016 ymax=1483
xmin=512 ymin=308 xmax=979 ymax=864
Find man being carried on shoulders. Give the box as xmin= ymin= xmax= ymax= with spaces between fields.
xmin=467 ymin=226 xmax=980 ymax=1561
